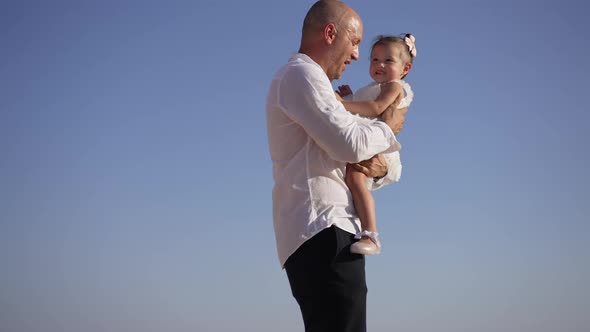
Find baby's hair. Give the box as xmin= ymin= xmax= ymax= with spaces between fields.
xmin=371 ymin=34 xmax=416 ymax=79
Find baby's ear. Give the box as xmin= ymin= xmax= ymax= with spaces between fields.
xmin=403 ymin=62 xmax=413 ymax=76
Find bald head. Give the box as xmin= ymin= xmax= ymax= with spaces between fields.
xmin=302 ymin=1 xmax=359 ymax=38
xmin=299 ymin=1 xmax=363 ymax=80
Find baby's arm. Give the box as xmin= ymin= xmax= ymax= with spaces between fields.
xmin=342 ymin=82 xmax=403 ymax=118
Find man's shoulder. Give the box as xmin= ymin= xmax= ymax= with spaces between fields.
xmin=276 ymin=54 xmax=322 ymax=80
xmin=272 ymin=56 xmax=328 ymax=92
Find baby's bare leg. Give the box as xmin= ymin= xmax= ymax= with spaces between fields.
xmin=345 ymin=164 xmax=377 ymax=233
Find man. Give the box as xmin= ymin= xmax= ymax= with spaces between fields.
xmin=266 ymin=1 xmax=407 ymax=331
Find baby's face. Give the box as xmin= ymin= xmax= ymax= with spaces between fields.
xmin=369 ymin=43 xmax=408 ymax=83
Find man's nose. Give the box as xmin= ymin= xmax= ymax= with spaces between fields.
xmin=351 ymin=46 xmax=359 ymax=61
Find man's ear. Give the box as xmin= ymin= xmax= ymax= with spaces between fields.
xmin=324 ymin=23 xmax=337 ymax=44
xmin=402 ymin=62 xmax=413 ymax=76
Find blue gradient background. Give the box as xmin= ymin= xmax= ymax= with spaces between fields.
xmin=1 ymin=0 xmax=588 ymax=331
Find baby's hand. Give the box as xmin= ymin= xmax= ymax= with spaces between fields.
xmin=337 ymin=85 xmax=353 ymax=97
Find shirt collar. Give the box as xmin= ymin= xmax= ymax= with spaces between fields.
xmin=289 ymin=53 xmax=321 ymax=68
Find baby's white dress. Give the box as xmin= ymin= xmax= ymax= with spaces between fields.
xmin=348 ymin=79 xmax=413 ymax=189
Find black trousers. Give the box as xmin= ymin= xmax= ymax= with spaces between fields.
xmin=285 ymin=226 xmax=367 ymax=332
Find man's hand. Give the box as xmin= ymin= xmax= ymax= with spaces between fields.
xmin=350 ymin=154 xmax=388 ymax=178
xmin=337 ymin=85 xmax=353 ymax=97
xmin=382 ymin=106 xmax=407 ymax=135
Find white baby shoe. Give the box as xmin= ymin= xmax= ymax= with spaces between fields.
xmin=350 ymin=230 xmax=381 ymax=255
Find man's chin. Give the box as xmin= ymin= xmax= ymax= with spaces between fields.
xmin=330 ymin=72 xmax=342 ymax=81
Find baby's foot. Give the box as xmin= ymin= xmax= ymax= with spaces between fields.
xmin=350 ymin=231 xmax=381 ymax=255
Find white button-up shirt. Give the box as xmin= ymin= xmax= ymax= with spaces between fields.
xmin=266 ymin=54 xmax=401 ymax=267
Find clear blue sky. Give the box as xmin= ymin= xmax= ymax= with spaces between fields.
xmin=1 ymin=1 xmax=589 ymax=331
